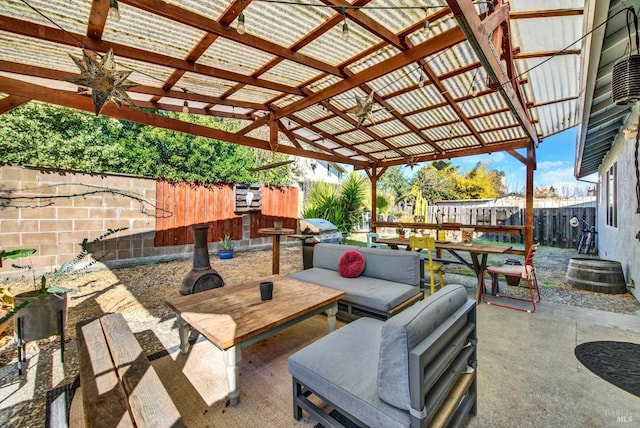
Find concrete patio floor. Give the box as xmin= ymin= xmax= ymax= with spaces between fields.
xmin=469 ymin=295 xmax=640 ymax=427
xmin=0 ymin=284 xmax=638 ymax=427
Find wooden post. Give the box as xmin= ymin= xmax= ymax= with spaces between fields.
xmin=367 ymin=165 xmax=387 ymax=233
xmin=525 ymin=145 xmax=535 ymax=252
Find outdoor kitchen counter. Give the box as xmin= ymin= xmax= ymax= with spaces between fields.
xmin=258 ymin=228 xmax=295 ymax=274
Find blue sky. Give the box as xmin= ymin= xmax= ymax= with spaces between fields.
xmin=446 ymin=127 xmax=597 ymax=196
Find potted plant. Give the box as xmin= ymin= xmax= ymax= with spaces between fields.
xmin=396 ymin=226 xmax=406 ymax=240
xmin=218 ymin=235 xmax=234 ymax=259
xmin=0 ymin=228 xmax=126 ymax=373
xmin=0 ymin=249 xmax=37 ymax=335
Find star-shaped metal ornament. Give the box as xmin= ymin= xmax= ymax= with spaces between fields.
xmin=345 ymin=91 xmax=379 ymax=128
xmin=64 ymin=48 xmax=135 ymax=115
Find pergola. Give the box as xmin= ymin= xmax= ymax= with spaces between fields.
xmin=0 ymin=0 xmax=587 ymax=250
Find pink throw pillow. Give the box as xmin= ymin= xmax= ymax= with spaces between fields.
xmin=338 ymin=250 xmax=366 ymax=278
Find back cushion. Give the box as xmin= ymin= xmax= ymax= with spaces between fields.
xmin=312 ymin=243 xmax=361 ymax=271
xmin=360 ymin=247 xmax=420 ymax=285
xmin=377 ymin=284 xmax=468 ymax=410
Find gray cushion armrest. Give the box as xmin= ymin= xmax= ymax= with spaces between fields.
xmin=288 ymin=318 xmax=410 ymax=428
xmin=377 ymin=284 xmax=468 ymax=410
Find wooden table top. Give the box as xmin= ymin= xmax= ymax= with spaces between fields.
xmin=258 ymin=228 xmax=295 ymax=235
xmin=166 ymin=275 xmax=345 ymax=349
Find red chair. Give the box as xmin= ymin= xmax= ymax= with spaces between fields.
xmin=481 ymin=243 xmax=541 ymax=313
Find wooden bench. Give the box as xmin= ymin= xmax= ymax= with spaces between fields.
xmin=70 ymin=313 xmax=184 ymax=428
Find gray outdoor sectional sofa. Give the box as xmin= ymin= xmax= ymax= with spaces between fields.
xmin=287 ymin=243 xmax=423 ymax=321
xmin=288 ymin=283 xmax=477 ymax=428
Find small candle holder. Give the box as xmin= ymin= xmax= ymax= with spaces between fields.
xmin=460 ymin=227 xmax=474 ymax=246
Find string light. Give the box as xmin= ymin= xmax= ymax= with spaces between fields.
xmin=341 ymin=7 xmax=350 ymax=41
xmin=471 ymin=82 xmax=479 ymax=97
xmin=237 ymin=12 xmax=246 ymax=34
xmin=422 ymin=7 xmax=430 ymax=33
xmin=108 ymin=0 xmax=121 ymax=23
xmin=418 ymin=74 xmax=425 ymax=88
xmin=237 ymin=0 xmax=246 ymax=35
xmin=182 ymin=88 xmax=189 ymax=113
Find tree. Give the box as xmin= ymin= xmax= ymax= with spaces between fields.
xmin=455 ymin=162 xmax=505 ymax=199
xmin=0 ymin=102 xmax=296 ymax=185
xmin=412 ymin=161 xmax=458 ymax=203
xmin=377 ymin=166 xmax=411 ymax=204
xmin=411 ymin=161 xmax=505 ymax=203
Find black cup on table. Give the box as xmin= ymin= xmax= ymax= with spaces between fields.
xmin=260 ymin=281 xmax=273 ymax=301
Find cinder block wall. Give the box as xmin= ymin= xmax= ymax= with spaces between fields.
xmin=0 ymin=166 xmax=282 ymax=278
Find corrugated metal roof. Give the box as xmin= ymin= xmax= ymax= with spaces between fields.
xmin=0 ymin=0 xmax=589 ymax=168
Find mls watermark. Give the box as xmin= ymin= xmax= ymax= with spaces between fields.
xmin=602 ymin=408 xmax=633 ymax=423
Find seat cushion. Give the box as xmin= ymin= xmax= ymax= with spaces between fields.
xmin=487 ymin=264 xmax=526 ymax=278
xmin=377 ymin=284 xmax=468 ymax=410
xmin=288 ymin=268 xmax=422 ymax=312
xmin=338 ymin=250 xmax=366 ymax=278
xmin=288 ymin=318 xmax=410 ymax=428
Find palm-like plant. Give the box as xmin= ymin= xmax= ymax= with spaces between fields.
xmin=302 ymin=172 xmax=367 ymax=237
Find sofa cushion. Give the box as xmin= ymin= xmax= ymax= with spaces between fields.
xmin=338 ymin=250 xmax=366 ymax=278
xmin=360 ymin=247 xmax=420 ymax=285
xmin=377 ymin=284 xmax=468 ymax=410
xmin=288 ymin=268 xmax=421 ymax=312
xmin=312 ymin=243 xmax=362 ymax=271
xmin=288 ymin=318 xmax=410 ymax=428
xmin=312 ymin=244 xmax=420 ymax=286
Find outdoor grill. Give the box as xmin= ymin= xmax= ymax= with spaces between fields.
xmin=294 ymin=218 xmax=342 ymax=269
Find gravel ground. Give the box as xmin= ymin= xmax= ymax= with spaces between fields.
xmin=0 ymin=242 xmax=638 ymax=426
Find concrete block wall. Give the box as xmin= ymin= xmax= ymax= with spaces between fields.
xmin=0 ymin=166 xmax=185 ymax=277
xmin=0 ymin=166 xmax=299 ymax=278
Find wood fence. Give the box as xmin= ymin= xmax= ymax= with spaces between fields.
xmin=155 ymin=182 xmax=298 ymax=246
xmin=428 ymin=206 xmax=596 ymax=248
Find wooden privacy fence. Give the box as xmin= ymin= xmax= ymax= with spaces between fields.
xmin=155 ymin=182 xmax=298 ymax=246
xmin=429 ymin=206 xmax=596 ymax=248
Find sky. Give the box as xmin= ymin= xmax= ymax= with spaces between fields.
xmin=446 ymin=127 xmax=598 ymax=197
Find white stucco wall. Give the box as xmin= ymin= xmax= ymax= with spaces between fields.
xmin=596 ymin=105 xmax=640 ymax=301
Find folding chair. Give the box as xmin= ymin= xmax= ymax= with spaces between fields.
xmin=366 ymin=232 xmax=383 ymax=248
xmin=410 ymin=235 xmax=444 ymax=295
xmin=481 ymin=243 xmax=542 ymax=313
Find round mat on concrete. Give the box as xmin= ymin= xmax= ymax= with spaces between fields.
xmin=574 ymin=341 xmax=640 ymax=397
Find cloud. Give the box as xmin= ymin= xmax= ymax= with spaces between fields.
xmin=538 ymin=160 xmax=566 ymax=170
xmin=456 ymin=153 xmax=506 ymax=166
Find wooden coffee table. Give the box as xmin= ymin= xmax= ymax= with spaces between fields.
xmin=165 ymin=275 xmax=345 ymax=406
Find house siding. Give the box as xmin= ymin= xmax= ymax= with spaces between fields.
xmin=597 ymin=107 xmax=640 ymax=301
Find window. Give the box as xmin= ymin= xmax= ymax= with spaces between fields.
xmin=606 ymin=163 xmax=617 ymax=227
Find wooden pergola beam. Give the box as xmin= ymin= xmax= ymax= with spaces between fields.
xmin=446 ymin=0 xmax=538 ymax=146
xmin=272 ymin=25 xmax=466 ymax=120
xmin=0 ymin=60 xmax=267 ymax=112
xmin=510 ymin=9 xmax=584 ymax=19
xmin=0 ymin=76 xmax=368 ymax=167
xmin=0 ymin=16 xmax=303 ymax=97
xmin=121 ymin=0 xmax=343 ymax=77
xmin=353 ymin=138 xmax=531 ymax=169
xmin=0 ymin=95 xmax=31 ymax=114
